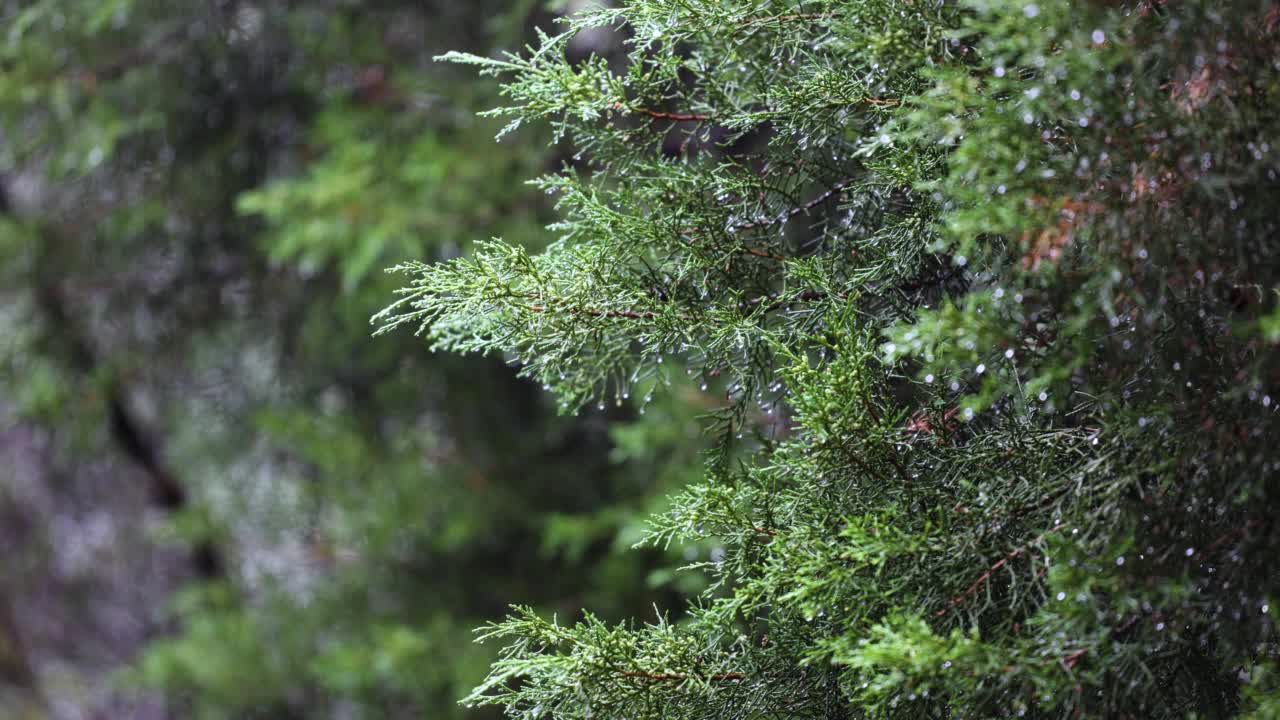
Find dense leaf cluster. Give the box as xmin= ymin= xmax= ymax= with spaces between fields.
xmin=384 ymin=0 xmax=1280 ymax=717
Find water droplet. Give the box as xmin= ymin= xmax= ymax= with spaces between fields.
xmin=1056 ymin=591 xmax=1066 ymax=601
xmin=1091 ymin=29 xmax=1106 ymax=44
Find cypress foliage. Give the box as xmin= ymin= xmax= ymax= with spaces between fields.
xmin=380 ymin=0 xmax=1280 ymax=717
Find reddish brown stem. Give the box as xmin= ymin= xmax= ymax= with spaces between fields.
xmin=679 ymin=228 xmax=786 ymax=262
xmin=742 ymin=246 xmax=788 ymax=261
xmin=608 ymin=102 xmax=709 ymax=122
xmin=1062 ymin=648 xmax=1089 ymax=670
xmin=935 ymin=523 xmax=1066 ymax=617
xmin=729 ymin=180 xmax=849 ymax=232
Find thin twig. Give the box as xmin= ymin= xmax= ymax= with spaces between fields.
xmin=608 ymin=102 xmax=709 ymax=123
xmin=935 ymin=523 xmax=1067 ymax=617
xmin=742 ymin=246 xmax=788 ymax=261
xmin=1061 ymin=647 xmax=1089 ymax=670
xmin=730 ymin=180 xmax=850 ymax=232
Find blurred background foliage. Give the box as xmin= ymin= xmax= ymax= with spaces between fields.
xmin=0 ymin=1 xmax=707 ymax=717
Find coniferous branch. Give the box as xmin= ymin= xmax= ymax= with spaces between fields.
xmin=385 ymin=0 xmax=1280 ymax=716
xmin=727 ymin=179 xmax=851 ymax=232
xmin=607 ymin=102 xmax=711 ymax=123
xmin=935 ymin=522 xmax=1067 ymax=618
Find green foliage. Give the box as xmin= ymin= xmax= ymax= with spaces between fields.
xmin=239 ymin=101 xmax=545 ymax=291
xmin=385 ymin=0 xmax=1280 ymax=717
xmin=0 ymin=1 xmax=707 ymax=718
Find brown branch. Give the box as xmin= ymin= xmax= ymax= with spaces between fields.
xmin=1205 ymin=517 xmax=1263 ymax=553
xmin=678 ymin=228 xmax=786 ymax=262
xmin=1061 ymin=647 xmax=1089 ymax=670
xmin=729 ymin=180 xmax=850 ymax=232
xmin=742 ymin=246 xmax=788 ymax=261
xmin=608 ymin=102 xmax=709 ymax=123
xmin=676 ymin=179 xmax=855 ymax=263
xmin=753 ymin=526 xmax=779 ymax=537
xmin=935 ymin=523 xmax=1066 ymax=617
xmin=861 ymin=97 xmax=900 ymax=106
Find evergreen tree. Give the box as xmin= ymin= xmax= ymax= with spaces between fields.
xmin=381 ymin=0 xmax=1280 ymax=716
